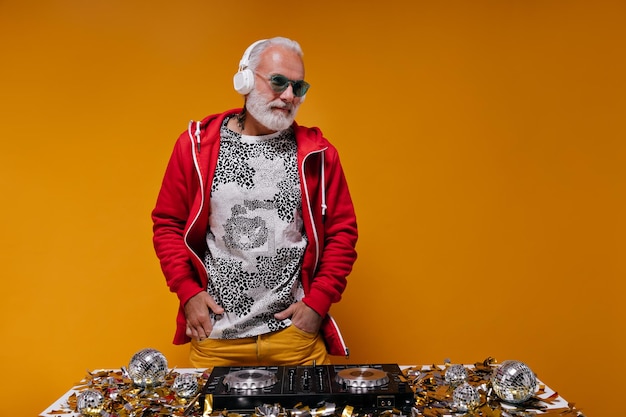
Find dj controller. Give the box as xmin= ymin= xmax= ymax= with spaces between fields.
xmin=200 ymin=363 xmax=414 ymax=412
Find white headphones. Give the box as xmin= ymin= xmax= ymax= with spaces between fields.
xmin=233 ymin=39 xmax=267 ymax=95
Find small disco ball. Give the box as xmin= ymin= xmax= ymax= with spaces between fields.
xmin=127 ymin=348 xmax=168 ymax=387
xmin=491 ymin=360 xmax=538 ymax=404
xmin=444 ymin=364 xmax=468 ymax=387
xmin=172 ymin=373 xmax=199 ymax=399
xmin=76 ymin=389 xmax=104 ymax=416
xmin=452 ymin=382 xmax=480 ymax=412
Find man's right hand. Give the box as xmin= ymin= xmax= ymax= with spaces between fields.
xmin=184 ymin=292 xmax=224 ymax=341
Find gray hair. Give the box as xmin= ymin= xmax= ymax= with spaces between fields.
xmin=246 ymin=37 xmax=304 ymax=73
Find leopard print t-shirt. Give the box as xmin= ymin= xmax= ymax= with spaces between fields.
xmin=203 ymin=118 xmax=306 ymax=339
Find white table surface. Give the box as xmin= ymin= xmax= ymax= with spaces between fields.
xmin=39 ymin=366 xmax=572 ymax=416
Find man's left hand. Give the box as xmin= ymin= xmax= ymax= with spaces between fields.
xmin=274 ymin=301 xmax=322 ymax=334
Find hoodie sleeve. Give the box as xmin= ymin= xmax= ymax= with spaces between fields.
xmin=151 ymin=133 xmax=206 ymax=307
xmin=302 ymin=143 xmax=358 ymax=317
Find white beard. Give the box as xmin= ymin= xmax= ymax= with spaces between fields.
xmin=246 ymin=89 xmax=300 ymax=132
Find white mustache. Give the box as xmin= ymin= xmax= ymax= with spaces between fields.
xmin=270 ymin=101 xmax=293 ymax=111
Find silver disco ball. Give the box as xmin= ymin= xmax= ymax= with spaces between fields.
xmin=444 ymin=364 xmax=468 ymax=387
xmin=172 ymin=373 xmax=199 ymax=398
xmin=491 ymin=360 xmax=538 ymax=404
xmin=452 ymin=382 xmax=480 ymax=412
xmin=76 ymin=389 xmax=104 ymax=416
xmin=127 ymin=348 xmax=168 ymax=387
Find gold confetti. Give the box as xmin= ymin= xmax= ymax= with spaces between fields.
xmin=48 ymin=369 xmax=208 ymax=417
xmin=402 ymin=358 xmax=583 ymax=417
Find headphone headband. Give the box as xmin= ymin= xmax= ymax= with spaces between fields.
xmin=238 ymin=39 xmax=267 ymax=71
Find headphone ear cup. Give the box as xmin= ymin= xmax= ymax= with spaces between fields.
xmin=234 ymin=39 xmax=266 ymax=95
xmin=233 ymin=68 xmax=255 ymax=95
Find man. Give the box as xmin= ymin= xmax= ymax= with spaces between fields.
xmin=152 ymin=37 xmax=357 ymax=367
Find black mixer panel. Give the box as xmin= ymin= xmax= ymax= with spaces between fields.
xmin=200 ymin=363 xmax=414 ymax=412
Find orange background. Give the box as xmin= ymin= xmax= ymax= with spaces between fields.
xmin=1 ymin=1 xmax=624 ymax=416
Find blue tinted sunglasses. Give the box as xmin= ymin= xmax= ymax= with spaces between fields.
xmin=257 ymin=72 xmax=310 ymax=97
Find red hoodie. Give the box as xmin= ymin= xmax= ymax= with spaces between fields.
xmin=152 ymin=109 xmax=358 ymax=356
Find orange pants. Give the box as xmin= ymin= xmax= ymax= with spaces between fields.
xmin=189 ymin=325 xmax=330 ymax=368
